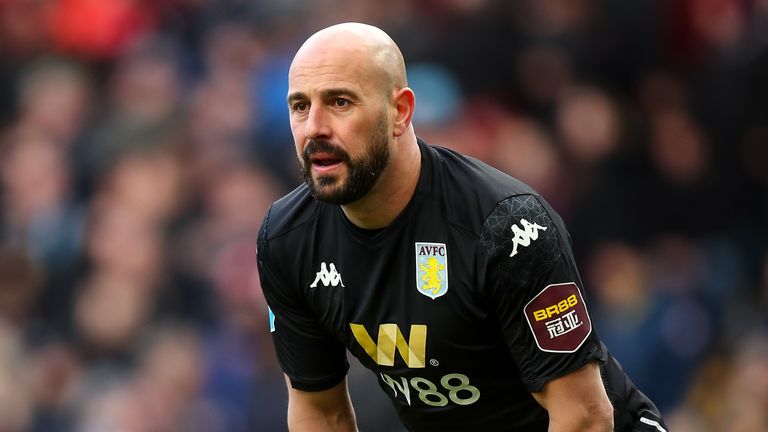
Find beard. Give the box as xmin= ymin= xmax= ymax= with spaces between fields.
xmin=301 ymin=114 xmax=390 ymax=205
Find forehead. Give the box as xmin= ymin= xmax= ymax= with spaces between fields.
xmin=288 ymin=43 xmax=379 ymax=97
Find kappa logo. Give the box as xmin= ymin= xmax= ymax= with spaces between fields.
xmin=415 ymin=242 xmax=448 ymax=299
xmin=509 ymin=219 xmax=547 ymax=257
xmin=309 ymin=262 xmax=345 ymax=288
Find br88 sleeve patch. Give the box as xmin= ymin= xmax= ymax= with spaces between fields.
xmin=523 ymin=283 xmax=592 ymax=353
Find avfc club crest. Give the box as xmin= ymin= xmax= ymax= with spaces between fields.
xmin=415 ymin=242 xmax=448 ymax=299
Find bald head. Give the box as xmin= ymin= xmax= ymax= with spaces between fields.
xmin=290 ymin=23 xmax=407 ymax=95
xmin=286 ymin=23 xmax=419 ymax=225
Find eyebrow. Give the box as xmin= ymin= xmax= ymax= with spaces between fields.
xmin=287 ymin=87 xmax=360 ymax=105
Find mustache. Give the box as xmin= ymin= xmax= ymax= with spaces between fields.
xmin=303 ymin=139 xmax=350 ymax=162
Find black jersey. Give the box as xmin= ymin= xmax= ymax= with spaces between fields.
xmin=258 ymin=139 xmax=666 ymax=431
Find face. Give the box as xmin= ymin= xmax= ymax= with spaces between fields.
xmin=300 ymin=114 xmax=389 ymax=205
xmin=287 ymin=44 xmax=393 ymax=205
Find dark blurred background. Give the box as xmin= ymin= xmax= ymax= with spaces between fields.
xmin=0 ymin=0 xmax=766 ymax=431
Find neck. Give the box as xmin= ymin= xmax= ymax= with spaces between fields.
xmin=341 ymin=131 xmax=420 ymax=229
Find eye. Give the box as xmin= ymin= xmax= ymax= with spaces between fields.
xmin=292 ymin=102 xmax=308 ymax=112
xmin=333 ymin=98 xmax=350 ymax=108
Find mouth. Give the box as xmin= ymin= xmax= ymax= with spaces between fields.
xmin=309 ymin=152 xmax=344 ymax=173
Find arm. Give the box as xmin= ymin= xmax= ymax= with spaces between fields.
xmin=532 ymin=361 xmax=614 ymax=432
xmin=286 ymin=375 xmax=359 ymax=432
xmin=258 ymin=212 xmax=354 ymax=430
xmin=479 ymin=195 xmax=612 ymax=430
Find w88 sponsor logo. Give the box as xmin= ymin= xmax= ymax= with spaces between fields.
xmin=351 ymin=322 xmax=481 ymax=407
xmin=379 ymin=372 xmax=480 ymax=407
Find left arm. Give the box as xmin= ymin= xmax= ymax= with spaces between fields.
xmin=481 ymin=194 xmax=613 ymax=430
xmin=532 ymin=361 xmax=614 ymax=432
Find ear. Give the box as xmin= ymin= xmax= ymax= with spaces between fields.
xmin=392 ymin=87 xmax=415 ymax=138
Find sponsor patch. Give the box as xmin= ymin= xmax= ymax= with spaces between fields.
xmin=523 ymin=282 xmax=591 ymax=353
xmin=415 ymin=242 xmax=448 ymax=299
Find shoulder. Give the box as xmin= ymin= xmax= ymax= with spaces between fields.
xmin=259 ymin=183 xmax=319 ymax=244
xmin=479 ymin=194 xmax=565 ymax=262
xmin=427 ymin=146 xmax=570 ymax=272
xmin=431 ymin=145 xmax=535 ymax=199
xmin=426 ymin=144 xmax=545 ymax=237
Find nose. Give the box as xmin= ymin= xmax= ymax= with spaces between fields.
xmin=304 ymin=105 xmax=332 ymax=141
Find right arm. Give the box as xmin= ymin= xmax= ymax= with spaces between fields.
xmin=258 ymin=208 xmax=354 ymax=430
xmin=286 ymin=375 xmax=358 ymax=432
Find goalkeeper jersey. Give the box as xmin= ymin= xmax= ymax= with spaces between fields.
xmin=258 ymin=138 xmax=666 ymax=431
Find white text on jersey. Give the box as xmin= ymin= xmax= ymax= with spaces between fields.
xmin=379 ymin=372 xmax=481 ymax=407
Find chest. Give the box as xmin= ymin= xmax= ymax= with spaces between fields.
xmin=297 ymin=213 xmax=503 ymax=371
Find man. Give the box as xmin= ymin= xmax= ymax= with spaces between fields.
xmin=257 ymin=22 xmax=667 ymax=431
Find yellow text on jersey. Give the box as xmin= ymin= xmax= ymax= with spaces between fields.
xmin=532 ymin=294 xmax=579 ymax=321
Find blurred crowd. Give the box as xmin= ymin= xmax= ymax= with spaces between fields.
xmin=0 ymin=0 xmax=766 ymax=431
